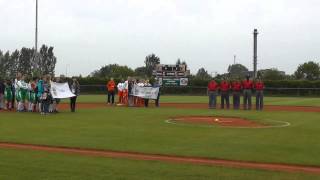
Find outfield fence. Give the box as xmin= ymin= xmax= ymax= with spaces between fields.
xmin=79 ymin=85 xmax=320 ymax=96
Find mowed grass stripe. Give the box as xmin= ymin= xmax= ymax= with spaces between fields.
xmin=0 ymin=108 xmax=319 ymax=166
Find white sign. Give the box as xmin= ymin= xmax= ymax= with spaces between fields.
xmin=132 ymin=85 xmax=159 ymax=100
xmin=180 ymin=78 xmax=188 ymax=86
xmin=50 ymin=81 xmax=76 ymax=99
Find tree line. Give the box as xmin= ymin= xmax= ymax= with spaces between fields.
xmin=90 ymin=54 xmax=186 ymax=79
xmin=195 ymin=61 xmax=320 ymax=81
xmin=89 ymin=53 xmax=320 ymax=81
xmin=0 ymin=44 xmax=57 ymax=79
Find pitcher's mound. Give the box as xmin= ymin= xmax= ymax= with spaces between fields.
xmin=170 ymin=116 xmax=266 ymax=128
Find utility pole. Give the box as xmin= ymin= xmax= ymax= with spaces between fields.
xmin=253 ymin=29 xmax=258 ymax=79
xmin=233 ymin=55 xmax=236 ymax=65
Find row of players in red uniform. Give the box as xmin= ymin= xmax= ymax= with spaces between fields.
xmin=207 ymin=76 xmax=265 ymax=110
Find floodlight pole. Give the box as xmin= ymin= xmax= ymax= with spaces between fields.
xmin=35 ymin=0 xmax=38 ymax=52
xmin=253 ymin=29 xmax=258 ymax=79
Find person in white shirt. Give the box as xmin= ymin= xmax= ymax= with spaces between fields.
xmin=16 ymin=75 xmax=29 ymax=112
xmin=117 ymin=80 xmax=124 ymax=104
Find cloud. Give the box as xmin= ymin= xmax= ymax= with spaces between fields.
xmin=0 ymin=0 xmax=319 ymax=76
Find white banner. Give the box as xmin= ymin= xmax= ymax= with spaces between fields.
xmin=50 ymin=81 xmax=76 ymax=99
xmin=132 ymin=85 xmax=159 ymax=100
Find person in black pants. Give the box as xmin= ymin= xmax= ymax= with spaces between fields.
xmin=0 ymin=79 xmax=5 ymax=110
xmin=69 ymin=78 xmax=80 ymax=112
xmin=107 ymin=78 xmax=115 ymax=105
xmin=153 ymin=80 xmax=161 ymax=107
xmin=143 ymin=80 xmax=152 ymax=107
xmin=220 ymin=79 xmax=231 ymax=109
xmin=127 ymin=78 xmax=134 ymax=107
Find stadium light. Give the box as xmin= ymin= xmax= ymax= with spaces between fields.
xmin=35 ymin=0 xmax=38 ymax=52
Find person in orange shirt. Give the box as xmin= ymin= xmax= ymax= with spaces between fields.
xmin=107 ymin=78 xmax=116 ymax=105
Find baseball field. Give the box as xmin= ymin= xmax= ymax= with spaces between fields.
xmin=1 ymin=95 xmax=320 ymax=179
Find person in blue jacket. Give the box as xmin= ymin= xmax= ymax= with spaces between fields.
xmin=37 ymin=77 xmax=44 ymax=113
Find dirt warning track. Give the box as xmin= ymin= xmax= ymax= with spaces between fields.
xmin=1 ymin=142 xmax=320 ymax=175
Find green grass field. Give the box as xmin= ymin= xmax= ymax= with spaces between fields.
xmin=0 ymin=96 xmax=320 ymax=179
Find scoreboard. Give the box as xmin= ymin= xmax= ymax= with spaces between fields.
xmin=153 ymin=64 xmax=190 ymax=86
xmin=153 ymin=64 xmax=190 ymax=78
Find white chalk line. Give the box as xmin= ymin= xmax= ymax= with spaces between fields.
xmin=165 ymin=119 xmax=291 ymax=129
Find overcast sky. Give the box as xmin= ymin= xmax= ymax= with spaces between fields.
xmin=1 ymin=0 xmax=319 ymax=76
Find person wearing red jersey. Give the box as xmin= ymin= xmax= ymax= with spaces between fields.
xmin=255 ymin=78 xmax=265 ymax=110
xmin=220 ymin=79 xmax=231 ymax=109
xmin=242 ymin=75 xmax=254 ymax=110
xmin=207 ymin=79 xmax=219 ymax=109
xmin=232 ymin=79 xmax=242 ymax=110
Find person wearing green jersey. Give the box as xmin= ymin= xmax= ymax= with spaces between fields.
xmin=4 ymin=80 xmax=13 ymax=110
xmin=17 ymin=75 xmax=29 ymax=112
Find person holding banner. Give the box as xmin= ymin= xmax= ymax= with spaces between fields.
xmin=117 ymin=80 xmax=124 ymax=104
xmin=127 ymin=77 xmax=134 ymax=107
xmin=69 ymin=78 xmax=80 ymax=112
xmin=143 ymin=80 xmax=152 ymax=107
xmin=153 ymin=79 xmax=161 ymax=107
